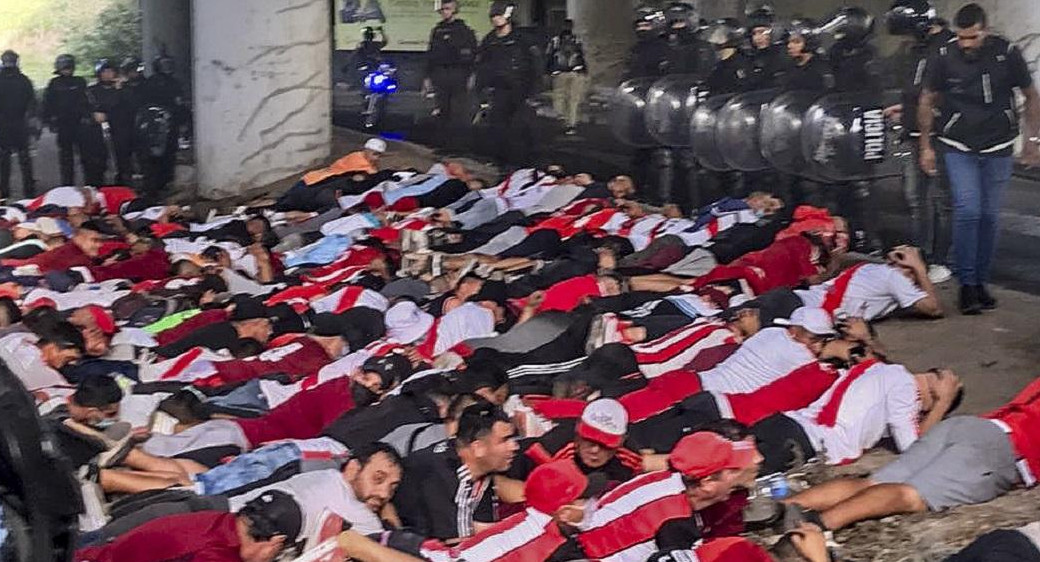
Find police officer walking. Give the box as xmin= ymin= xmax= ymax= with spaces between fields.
xmin=475 ymin=0 xmax=541 ymax=168
xmin=425 ymin=0 xmax=477 ymax=149
xmin=0 ymin=50 xmax=37 ymax=197
xmin=42 ymin=54 xmax=102 ymax=186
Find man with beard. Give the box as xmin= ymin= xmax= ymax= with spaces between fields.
xmin=393 ymin=402 xmax=519 ymax=541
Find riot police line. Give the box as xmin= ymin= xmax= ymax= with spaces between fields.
xmin=612 ymin=1 xmax=943 ymax=252
xmin=0 ymin=52 xmax=187 ymax=199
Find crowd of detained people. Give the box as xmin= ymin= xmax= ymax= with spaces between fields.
xmin=1 ymin=135 xmax=1037 ymax=562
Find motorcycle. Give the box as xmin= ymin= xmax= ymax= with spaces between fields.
xmin=360 ymin=61 xmax=398 ymax=130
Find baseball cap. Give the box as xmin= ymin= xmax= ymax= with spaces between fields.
xmin=646 ymin=538 xmax=772 ymax=562
xmin=20 ymin=217 xmax=72 ymax=237
xmin=668 ymin=432 xmax=758 ymax=479
xmin=240 ymin=489 xmax=303 ymax=541
xmin=311 ymin=312 xmax=347 ymax=338
xmin=83 ymin=305 xmax=118 ymax=336
xmin=576 ymin=398 xmax=628 ymax=449
xmin=362 ymin=353 xmax=413 ymax=389
xmin=524 ymin=460 xmax=607 ymax=515
xmin=773 ymin=306 xmax=836 ymax=336
xmin=364 ymin=138 xmax=387 ymax=153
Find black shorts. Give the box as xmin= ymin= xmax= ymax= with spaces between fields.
xmin=751 ymin=413 xmax=816 ymax=476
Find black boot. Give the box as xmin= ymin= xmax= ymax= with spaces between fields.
xmin=976 ymin=285 xmax=997 ymax=310
xmin=960 ymin=285 xmax=982 ymax=315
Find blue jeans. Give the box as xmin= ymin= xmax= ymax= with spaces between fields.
xmin=943 ymin=151 xmax=1013 ymax=285
xmin=194 ymin=442 xmax=301 ymax=496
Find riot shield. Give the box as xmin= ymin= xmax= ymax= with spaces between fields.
xmin=690 ymin=93 xmax=735 ymax=171
xmin=760 ymin=90 xmax=822 ymax=175
xmin=715 ymin=88 xmax=779 ymax=171
xmin=610 ymin=78 xmax=659 ymax=148
xmin=801 ymin=92 xmax=902 ymax=181
xmin=645 ymin=75 xmax=704 ymax=148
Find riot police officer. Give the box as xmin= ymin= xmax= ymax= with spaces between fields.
xmin=0 ymin=50 xmax=37 ymax=197
xmin=42 ymin=54 xmax=103 ymax=186
xmin=624 ymin=5 xmax=670 ymax=80
xmin=663 ymin=1 xmax=716 ymax=77
xmin=425 ymin=0 xmax=477 ymax=148
xmin=887 ymin=0 xmax=954 ymax=281
xmin=745 ymin=5 xmax=787 ymax=90
xmin=475 ymin=0 xmax=541 ymax=167
xmin=140 ymin=56 xmax=186 ymax=196
xmin=780 ymin=19 xmax=831 ymax=93
xmin=88 ymin=59 xmax=135 ymax=185
xmin=705 ymin=18 xmax=753 ymax=96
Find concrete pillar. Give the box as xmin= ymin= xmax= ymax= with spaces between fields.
xmin=567 ymin=0 xmax=636 ymax=85
xmin=191 ymin=0 xmax=332 ymax=199
xmin=140 ymin=0 xmax=191 ymax=81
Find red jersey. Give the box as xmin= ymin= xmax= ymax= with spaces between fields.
xmin=198 ymin=337 xmax=332 ymax=387
xmin=985 ymin=377 xmax=1040 ymax=487
xmin=88 ymin=248 xmax=171 ymax=282
xmin=3 ymin=242 xmax=91 ymax=273
xmin=74 ymin=511 xmax=241 ymax=562
xmin=235 ymin=376 xmax=356 ymax=446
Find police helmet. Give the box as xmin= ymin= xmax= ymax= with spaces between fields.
xmin=706 ymin=18 xmax=746 ymax=49
xmin=121 ymin=57 xmax=144 ymax=74
xmin=0 ymin=50 xmax=18 ymax=69
xmin=489 ymin=1 xmax=516 ymax=20
xmin=746 ymin=4 xmax=776 ymax=31
xmin=153 ymin=55 xmax=175 ymax=75
xmin=634 ymin=4 xmax=666 ymax=32
xmin=664 ymin=1 xmax=698 ymax=28
xmin=788 ymin=18 xmax=822 ymax=52
xmin=886 ymin=0 xmax=938 ymax=37
xmin=94 ymin=58 xmax=115 ymax=77
xmin=820 ymin=6 xmax=876 ymax=46
xmin=54 ymin=54 xmax=76 ymax=74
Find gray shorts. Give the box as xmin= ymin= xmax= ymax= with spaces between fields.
xmin=662 ymin=248 xmax=719 ymax=277
xmin=873 ymin=416 xmax=1021 ymax=510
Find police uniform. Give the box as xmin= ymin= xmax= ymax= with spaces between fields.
xmin=0 ymin=65 xmax=36 ymax=197
xmin=475 ymin=26 xmax=541 ymax=166
xmin=87 ymin=80 xmax=136 ymax=184
xmin=42 ymin=73 xmax=100 ymax=186
xmin=665 ymin=30 xmax=717 ymax=77
xmin=139 ymin=72 xmax=186 ymax=195
xmin=625 ymin=35 xmax=671 ymax=80
xmin=747 ymin=43 xmax=788 ymax=90
xmin=427 ymin=17 xmax=478 ymax=134
xmin=705 ymin=50 xmax=752 ymax=96
xmin=780 ymin=54 xmax=831 ymax=93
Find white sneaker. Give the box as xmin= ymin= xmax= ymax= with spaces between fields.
xmin=927 ymin=264 xmax=953 ymax=284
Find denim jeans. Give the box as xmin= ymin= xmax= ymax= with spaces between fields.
xmin=194 ymin=441 xmax=302 ymax=496
xmin=904 ymin=143 xmax=952 ymax=265
xmin=943 ymin=151 xmax=1014 ymax=285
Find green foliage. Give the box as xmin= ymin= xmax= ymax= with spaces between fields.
xmin=61 ymin=0 xmax=142 ymax=71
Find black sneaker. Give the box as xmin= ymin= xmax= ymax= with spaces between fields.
xmin=976 ymin=285 xmax=997 ymax=310
xmin=960 ymin=285 xmax=982 ymax=315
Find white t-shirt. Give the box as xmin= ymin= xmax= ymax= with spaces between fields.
xmin=434 ymin=303 xmax=495 ymax=356
xmin=787 ymin=362 xmax=921 ymax=465
xmin=227 ymin=469 xmax=385 ymax=542
xmin=0 ymin=332 xmax=70 ymax=395
xmin=795 ymin=263 xmax=928 ymax=321
xmin=699 ymin=327 xmax=816 ymax=394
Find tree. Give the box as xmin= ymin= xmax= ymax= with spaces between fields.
xmin=61 ymin=0 xmax=141 ymax=71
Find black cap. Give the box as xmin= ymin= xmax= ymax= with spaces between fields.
xmin=455 ymin=360 xmax=508 ymax=393
xmin=362 ymin=353 xmax=413 ymax=389
xmin=240 ymin=489 xmax=303 ymax=541
xmin=310 ymin=312 xmax=346 ymax=338
xmin=231 ymin=297 xmax=272 ymax=322
xmin=469 ymin=280 xmax=507 ymax=306
xmin=380 ymin=278 xmax=430 ymax=302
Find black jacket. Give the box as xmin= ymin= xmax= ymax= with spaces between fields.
xmin=42 ymin=75 xmax=91 ymax=127
xmin=664 ymin=30 xmax=717 ymax=77
xmin=829 ymin=42 xmax=880 ymax=94
xmin=427 ymin=19 xmax=478 ymax=72
xmin=926 ymin=34 xmax=1032 ymax=155
xmin=87 ymin=82 xmax=135 ymax=131
xmin=0 ymin=69 xmax=36 ymax=141
xmin=322 ymin=391 xmax=444 ymax=450
xmin=546 ymin=31 xmax=587 ymax=74
xmin=476 ymin=27 xmax=542 ymax=96
xmin=747 ymin=43 xmax=789 ymax=90
xmin=625 ymin=36 xmax=671 ymax=80
xmin=705 ymin=51 xmax=753 ymax=96
xmin=897 ymin=29 xmax=955 ymax=135
xmin=780 ymin=55 xmax=832 ymax=94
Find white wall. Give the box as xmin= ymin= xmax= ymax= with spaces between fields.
xmin=192 ymin=0 xmax=332 ymax=199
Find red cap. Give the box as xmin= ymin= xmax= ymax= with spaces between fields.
xmin=576 ymin=398 xmax=628 ymax=449
xmin=524 ymin=460 xmax=604 ymax=515
xmin=695 ymin=538 xmax=773 ymax=562
xmin=84 ymin=305 xmax=118 ymax=336
xmin=668 ymin=432 xmax=757 ymax=479
xmin=26 ymin=297 xmax=57 ymax=310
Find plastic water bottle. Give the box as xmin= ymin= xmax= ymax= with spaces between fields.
xmin=769 ymin=475 xmax=791 ymax=500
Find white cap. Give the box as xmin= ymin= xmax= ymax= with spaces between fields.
xmin=774 ymin=307 xmax=836 ymax=336
xmin=577 ymin=398 xmax=628 ymax=448
xmin=364 ymin=138 xmax=387 ymax=153
xmin=20 ymin=217 xmax=70 ymax=237
xmin=385 ymin=301 xmax=435 ymax=345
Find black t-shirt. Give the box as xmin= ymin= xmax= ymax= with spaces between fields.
xmin=393 ymin=441 xmax=497 ymax=541
xmin=506 ymin=419 xmax=643 ymax=484
xmin=154 ymin=322 xmax=239 ymax=358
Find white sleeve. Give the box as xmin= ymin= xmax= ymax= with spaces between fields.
xmin=888 ymin=267 xmax=929 ymax=309
xmin=885 ymin=366 xmax=922 ymax=452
